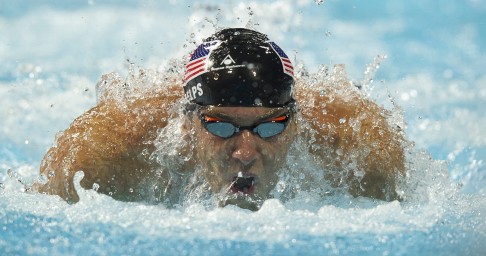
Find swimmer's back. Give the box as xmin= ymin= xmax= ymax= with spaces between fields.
xmin=35 ymin=84 xmax=183 ymax=202
xmin=295 ymin=81 xmax=405 ymax=200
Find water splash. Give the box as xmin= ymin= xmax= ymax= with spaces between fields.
xmin=355 ymin=54 xmax=388 ymax=97
xmin=1 ymin=59 xmax=485 ymax=255
xmin=1 ymin=1 xmax=485 ymax=254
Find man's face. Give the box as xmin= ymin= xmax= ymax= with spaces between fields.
xmin=192 ymin=106 xmax=296 ymax=209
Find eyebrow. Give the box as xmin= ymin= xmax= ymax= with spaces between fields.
xmin=201 ymin=108 xmax=289 ymax=123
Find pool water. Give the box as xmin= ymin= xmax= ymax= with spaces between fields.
xmin=1 ymin=0 xmax=485 ymax=255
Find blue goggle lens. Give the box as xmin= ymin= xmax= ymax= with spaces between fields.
xmin=201 ymin=115 xmax=289 ymax=139
xmin=253 ymin=122 xmax=286 ymax=138
xmin=204 ymin=122 xmax=238 ymax=138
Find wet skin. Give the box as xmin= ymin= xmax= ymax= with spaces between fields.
xmin=192 ymin=106 xmax=297 ymax=207
xmin=33 ymin=79 xmax=405 ymax=208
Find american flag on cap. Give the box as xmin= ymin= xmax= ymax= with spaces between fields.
xmin=269 ymin=42 xmax=294 ymax=78
xmin=184 ymin=40 xmax=221 ymax=84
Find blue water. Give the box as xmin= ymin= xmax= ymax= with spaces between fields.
xmin=2 ymin=210 xmax=482 ymax=255
xmin=1 ymin=0 xmax=485 ymax=255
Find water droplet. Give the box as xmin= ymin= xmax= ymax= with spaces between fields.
xmin=129 ymin=188 xmax=134 ymax=193
xmin=293 ymin=184 xmax=301 ymax=193
xmin=336 ymin=148 xmax=343 ymax=156
xmin=315 ymin=0 xmax=325 ymax=5
xmin=277 ymin=181 xmax=286 ymax=193
xmin=38 ymin=174 xmax=48 ymax=185
xmin=92 ymin=183 xmax=100 ymax=191
xmin=254 ymin=98 xmax=262 ymax=106
xmin=141 ymin=148 xmax=149 ymax=156
xmin=213 ymin=73 xmax=219 ymax=80
xmin=339 ymin=118 xmax=346 ymax=124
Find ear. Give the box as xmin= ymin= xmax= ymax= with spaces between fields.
xmin=181 ymin=113 xmax=192 ymax=132
xmin=287 ymin=114 xmax=299 ymax=138
xmin=178 ymin=114 xmax=198 ymax=170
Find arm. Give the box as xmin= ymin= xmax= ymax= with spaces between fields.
xmin=34 ymin=86 xmax=183 ymax=203
xmin=295 ymin=81 xmax=405 ymax=201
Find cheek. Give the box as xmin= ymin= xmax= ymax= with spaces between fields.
xmin=194 ymin=130 xmax=232 ymax=171
xmin=191 ymin=121 xmax=233 ymax=192
xmin=262 ymin=142 xmax=288 ymax=166
xmin=263 ymin=129 xmax=295 ymax=162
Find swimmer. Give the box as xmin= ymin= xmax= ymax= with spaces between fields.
xmin=33 ymin=28 xmax=405 ymax=210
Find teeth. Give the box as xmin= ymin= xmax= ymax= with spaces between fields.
xmin=231 ymin=175 xmax=255 ymax=194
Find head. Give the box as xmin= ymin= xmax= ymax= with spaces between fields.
xmin=183 ymin=28 xmax=297 ymax=210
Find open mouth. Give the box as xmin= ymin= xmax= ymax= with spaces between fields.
xmin=230 ymin=172 xmax=255 ymax=195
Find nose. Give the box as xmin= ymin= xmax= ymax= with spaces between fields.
xmin=232 ymin=130 xmax=261 ymax=166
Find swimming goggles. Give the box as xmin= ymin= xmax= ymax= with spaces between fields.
xmin=200 ymin=113 xmax=291 ymax=139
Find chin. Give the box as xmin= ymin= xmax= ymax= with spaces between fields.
xmin=219 ymin=196 xmax=262 ymax=211
xmin=216 ymin=187 xmax=273 ymax=211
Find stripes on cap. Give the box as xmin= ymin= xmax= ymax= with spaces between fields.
xmin=269 ymin=42 xmax=294 ymax=77
xmin=184 ymin=40 xmax=221 ymax=84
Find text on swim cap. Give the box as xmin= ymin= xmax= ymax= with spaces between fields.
xmin=186 ymin=83 xmax=203 ymax=101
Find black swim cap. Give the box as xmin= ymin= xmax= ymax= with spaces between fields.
xmin=183 ymin=28 xmax=295 ymax=107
